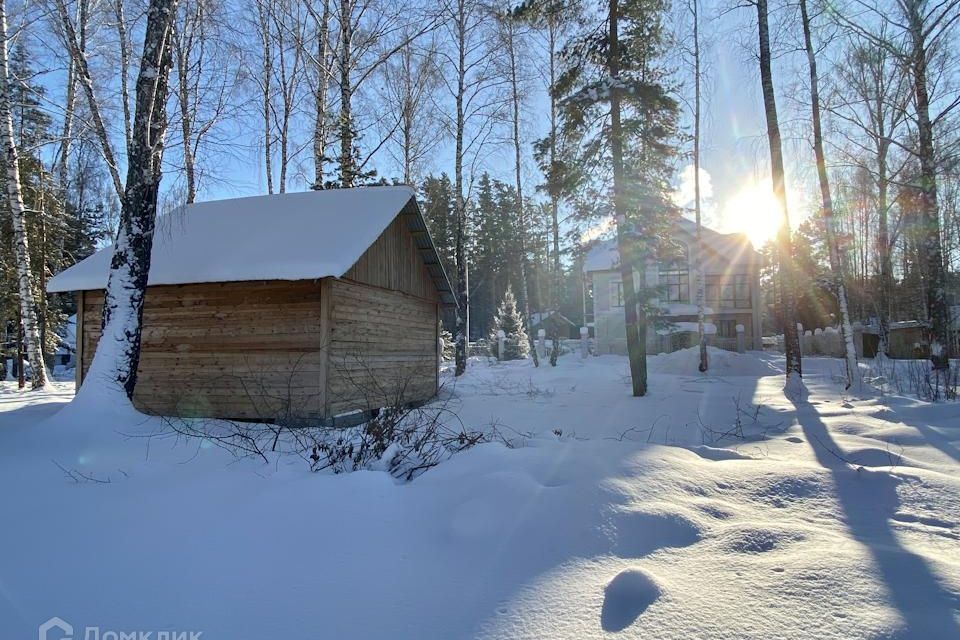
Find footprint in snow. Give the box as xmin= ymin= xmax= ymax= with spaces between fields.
xmin=785 ymin=436 xmax=804 ymax=444
xmin=688 ymin=445 xmax=756 ymax=461
xmin=610 ymin=511 xmax=702 ymax=558
xmin=601 ymin=569 xmax=662 ymax=632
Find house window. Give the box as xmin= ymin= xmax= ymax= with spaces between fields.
xmin=718 ymin=319 xmax=737 ymax=338
xmin=706 ymin=275 xmax=751 ymax=309
xmin=610 ymin=281 xmax=624 ymax=307
xmin=658 ymin=255 xmax=690 ymax=303
xmin=719 ymin=274 xmax=751 ymax=308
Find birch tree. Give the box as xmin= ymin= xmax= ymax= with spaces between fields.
xmin=799 ymin=0 xmax=858 ymax=387
xmin=54 ymin=0 xmax=89 ymax=194
xmin=0 ymin=0 xmax=48 ymax=388
xmin=171 ymin=0 xmax=238 ymax=203
xmin=332 ymin=0 xmax=437 ymax=187
xmin=518 ymin=0 xmax=582 ymax=366
xmin=826 ymin=34 xmax=911 ymax=357
xmin=499 ymin=12 xmax=539 ymax=366
xmin=688 ymin=0 xmax=707 ymax=372
xmin=834 ymin=0 xmax=960 ymax=371
xmin=440 ymin=0 xmax=504 ymax=376
xmin=379 ymin=34 xmax=442 ymax=183
xmin=81 ymin=0 xmax=178 ymax=400
xmin=305 ymin=0 xmax=332 ymax=189
xmin=53 ymin=0 xmax=124 ymax=202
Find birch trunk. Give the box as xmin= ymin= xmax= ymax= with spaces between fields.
xmin=114 ymin=0 xmax=133 ymax=152
xmin=338 ymin=0 xmax=355 ymax=188
xmin=257 ymin=0 xmax=274 ymax=194
xmin=756 ymin=0 xmax=802 ymax=386
xmin=505 ymin=19 xmax=539 ymax=367
xmin=54 ymin=0 xmax=124 ymax=202
xmin=82 ymin=0 xmax=178 ymax=401
xmin=312 ymin=0 xmax=331 ymax=190
xmin=174 ymin=5 xmax=197 ymax=203
xmin=453 ymin=0 xmax=468 ymax=377
xmin=56 ymin=0 xmax=87 ymax=193
xmin=0 ymin=0 xmax=47 ymax=388
xmin=692 ymin=0 xmax=708 ymax=373
xmin=610 ymin=0 xmax=646 ymax=396
xmin=799 ymin=0 xmax=857 ymax=388
xmin=548 ymin=15 xmax=560 ymax=366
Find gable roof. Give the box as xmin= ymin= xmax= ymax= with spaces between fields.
xmin=582 ymin=217 xmax=756 ymax=273
xmin=48 ymin=186 xmax=455 ymax=305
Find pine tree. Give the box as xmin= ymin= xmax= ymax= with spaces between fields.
xmin=490 ymin=285 xmax=530 ymax=360
xmin=555 ymin=0 xmax=679 ymax=395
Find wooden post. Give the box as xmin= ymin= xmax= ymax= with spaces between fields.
xmin=317 ymin=279 xmax=332 ymax=419
xmin=736 ymin=324 xmax=745 ymax=353
xmin=580 ymin=326 xmax=589 ymax=359
xmin=537 ymin=328 xmax=546 ymax=359
xmin=75 ymin=289 xmax=84 ymax=389
xmin=852 ymin=321 xmax=864 ymax=359
xmin=17 ymin=318 xmax=24 ymax=388
xmin=497 ymin=329 xmax=506 ymax=362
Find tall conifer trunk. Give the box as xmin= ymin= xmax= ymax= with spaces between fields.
xmin=609 ymin=0 xmax=646 ymax=396
xmin=756 ymin=0 xmax=801 ymax=384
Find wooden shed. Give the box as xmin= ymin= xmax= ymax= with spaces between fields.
xmin=47 ymin=187 xmax=455 ymax=424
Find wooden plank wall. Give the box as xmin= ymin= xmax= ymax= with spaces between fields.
xmin=80 ymin=280 xmax=324 ymax=421
xmin=344 ymin=215 xmax=439 ymax=302
xmin=326 ymin=278 xmax=439 ymax=417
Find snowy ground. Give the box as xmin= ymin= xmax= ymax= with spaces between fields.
xmin=1 ymin=349 xmax=958 ymax=639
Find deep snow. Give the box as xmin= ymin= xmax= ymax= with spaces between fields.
xmin=1 ymin=349 xmax=958 ymax=639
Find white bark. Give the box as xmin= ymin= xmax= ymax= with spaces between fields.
xmin=502 ymin=15 xmax=539 ymax=367
xmin=799 ymin=0 xmax=858 ymax=389
xmin=53 ymin=0 xmax=124 ymax=202
xmin=0 ymin=0 xmax=48 ymax=388
xmin=81 ymin=0 xmax=178 ymax=401
xmin=691 ymin=0 xmax=707 ymax=373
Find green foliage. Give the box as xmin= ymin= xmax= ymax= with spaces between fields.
xmin=0 ymin=41 xmax=105 ymax=365
xmin=490 ymin=285 xmax=530 ymax=360
xmin=554 ymin=0 xmax=681 ymax=269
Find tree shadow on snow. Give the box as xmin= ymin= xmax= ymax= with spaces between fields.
xmin=790 ymin=396 xmax=960 ymax=639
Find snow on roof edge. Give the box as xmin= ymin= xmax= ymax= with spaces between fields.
xmin=47 ymin=187 xmax=455 ymax=306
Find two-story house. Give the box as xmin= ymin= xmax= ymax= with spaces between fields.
xmin=584 ymin=218 xmax=763 ymax=354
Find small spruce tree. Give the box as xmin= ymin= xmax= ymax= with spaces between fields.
xmin=490 ymin=285 xmax=530 ymax=360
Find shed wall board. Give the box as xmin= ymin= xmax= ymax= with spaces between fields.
xmin=81 ymin=280 xmax=325 ymax=421
xmin=326 ymin=278 xmax=439 ymax=417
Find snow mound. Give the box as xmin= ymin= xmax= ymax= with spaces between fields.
xmin=601 ymin=569 xmax=662 ymax=632
xmin=650 ymin=346 xmax=781 ymax=377
xmin=688 ymin=445 xmax=757 ymax=461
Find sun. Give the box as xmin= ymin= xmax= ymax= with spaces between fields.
xmin=722 ymin=183 xmax=787 ymax=248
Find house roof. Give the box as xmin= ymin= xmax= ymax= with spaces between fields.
xmin=582 ymin=218 xmax=755 ymax=273
xmin=47 ymin=186 xmax=456 ymax=305
xmin=530 ymin=310 xmax=577 ymax=327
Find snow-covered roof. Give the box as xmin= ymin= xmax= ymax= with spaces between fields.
xmin=530 ymin=310 xmax=576 ymax=327
xmin=583 ymin=218 xmax=754 ymax=273
xmin=48 ymin=187 xmax=455 ymax=305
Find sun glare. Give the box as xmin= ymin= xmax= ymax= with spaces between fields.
xmin=723 ymin=183 xmax=786 ymax=248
